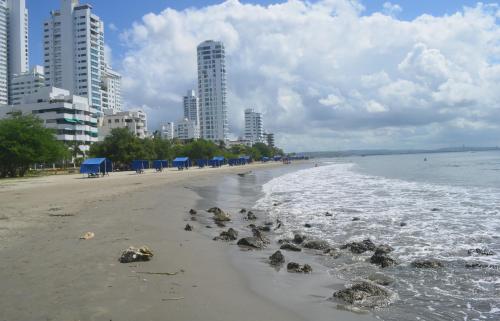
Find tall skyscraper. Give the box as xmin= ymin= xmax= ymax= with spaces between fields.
xmin=43 ymin=0 xmax=105 ymax=111
xmin=183 ymin=89 xmax=199 ymax=125
xmin=0 ymin=0 xmax=29 ymax=105
xmin=244 ymin=108 xmax=264 ymax=145
xmin=197 ymin=40 xmax=228 ymax=142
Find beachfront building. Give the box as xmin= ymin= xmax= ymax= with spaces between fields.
xmin=0 ymin=86 xmax=98 ymax=150
xmin=101 ymin=63 xmax=122 ymax=114
xmin=264 ymin=132 xmax=275 ymax=148
xmin=175 ymin=118 xmax=200 ymax=140
xmin=227 ymin=138 xmax=252 ymax=148
xmin=160 ymin=121 xmax=174 ymax=140
xmin=244 ymin=108 xmax=264 ymax=145
xmin=9 ymin=65 xmax=45 ymax=105
xmin=43 ymin=0 xmax=105 ymax=113
xmin=183 ymin=89 xmax=199 ymax=125
xmin=0 ymin=0 xmax=29 ymax=105
xmin=99 ymin=109 xmax=148 ymax=140
xmin=197 ymin=40 xmax=228 ymax=142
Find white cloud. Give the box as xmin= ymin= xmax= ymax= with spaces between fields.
xmin=382 ymin=2 xmax=402 ymax=16
xmin=118 ymin=0 xmax=500 ymax=151
xmin=108 ymin=23 xmax=118 ymax=32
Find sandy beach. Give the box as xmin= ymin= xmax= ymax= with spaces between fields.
xmin=0 ymin=162 xmax=376 ymax=321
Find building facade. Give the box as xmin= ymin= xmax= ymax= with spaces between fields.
xmin=0 ymin=86 xmax=98 ymax=150
xmin=175 ymin=118 xmax=200 ymax=140
xmin=160 ymin=121 xmax=174 ymax=140
xmin=244 ymin=108 xmax=263 ymax=145
xmin=183 ymin=89 xmax=199 ymax=125
xmin=197 ymin=40 xmax=227 ymax=142
xmin=99 ymin=110 xmax=148 ymax=140
xmin=43 ymin=0 xmax=105 ymax=112
xmin=0 ymin=0 xmax=29 ymax=105
xmin=264 ymin=132 xmax=275 ymax=148
xmin=101 ymin=63 xmax=121 ymax=114
xmin=9 ymin=65 xmax=44 ymax=105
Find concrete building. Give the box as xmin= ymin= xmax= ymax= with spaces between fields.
xmin=160 ymin=121 xmax=174 ymax=140
xmin=43 ymin=0 xmax=105 ymax=112
xmin=227 ymin=138 xmax=252 ymax=148
xmin=9 ymin=65 xmax=44 ymax=105
xmin=244 ymin=108 xmax=263 ymax=145
xmin=264 ymin=132 xmax=275 ymax=148
xmin=197 ymin=40 xmax=227 ymax=142
xmin=101 ymin=63 xmax=121 ymax=114
xmin=0 ymin=0 xmax=29 ymax=105
xmin=0 ymin=86 xmax=98 ymax=150
xmin=175 ymin=118 xmax=200 ymax=140
xmin=183 ymin=89 xmax=199 ymax=125
xmin=99 ymin=110 xmax=148 ymax=140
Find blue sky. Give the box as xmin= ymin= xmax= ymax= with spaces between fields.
xmin=28 ymin=0 xmax=483 ymax=67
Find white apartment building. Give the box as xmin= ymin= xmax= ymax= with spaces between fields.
xmin=197 ymin=40 xmax=228 ymax=142
xmin=244 ymin=108 xmax=264 ymax=145
xmin=99 ymin=110 xmax=148 ymax=140
xmin=43 ymin=0 xmax=105 ymax=112
xmin=264 ymin=132 xmax=275 ymax=148
xmin=183 ymin=89 xmax=199 ymax=125
xmin=160 ymin=121 xmax=174 ymax=140
xmin=101 ymin=63 xmax=121 ymax=114
xmin=0 ymin=0 xmax=29 ymax=105
xmin=9 ymin=65 xmax=44 ymax=105
xmin=0 ymin=86 xmax=98 ymax=150
xmin=174 ymin=118 xmax=200 ymax=140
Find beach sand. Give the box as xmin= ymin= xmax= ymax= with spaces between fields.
xmin=0 ymin=163 xmax=374 ymax=321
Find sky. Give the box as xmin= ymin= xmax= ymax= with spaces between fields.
xmin=27 ymin=0 xmax=500 ymax=152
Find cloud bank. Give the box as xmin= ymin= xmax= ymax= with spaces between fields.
xmin=118 ymin=0 xmax=500 ymax=151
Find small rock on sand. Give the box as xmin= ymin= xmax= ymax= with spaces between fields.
xmin=269 ymin=250 xmax=285 ymax=266
xmin=189 ymin=209 xmax=197 ymax=215
xmin=119 ymin=246 xmax=153 ymax=263
xmin=184 ymin=224 xmax=193 ymax=231
xmin=280 ymin=243 xmax=302 ymax=252
xmin=79 ymin=232 xmax=95 ymax=240
xmin=209 ymin=207 xmax=231 ymax=222
xmin=333 ymin=281 xmax=393 ymax=308
xmin=287 ymin=262 xmax=312 ymax=273
xmin=213 ymin=228 xmax=238 ymax=241
xmin=303 ymin=240 xmax=330 ymax=250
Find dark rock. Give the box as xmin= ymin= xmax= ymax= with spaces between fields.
xmin=304 ymin=223 xmax=312 ymax=228
xmin=411 ymin=259 xmax=444 ymax=268
xmin=240 ymin=208 xmax=247 ymax=213
xmin=325 ymin=212 xmax=333 ymax=217
xmin=251 ymin=228 xmax=269 ymax=244
xmin=293 ymin=233 xmax=306 ymax=244
xmin=257 ymin=225 xmax=271 ymax=232
xmin=374 ymin=245 xmax=394 ymax=255
xmin=264 ymin=221 xmax=273 ymax=226
xmin=465 ymin=262 xmax=499 ymax=269
xmin=215 ymin=221 xmax=226 ymax=228
xmin=205 ymin=225 xmax=212 ymax=228
xmin=247 ymin=224 xmax=256 ymax=229
xmin=269 ymin=250 xmax=285 ymax=266
xmin=303 ymin=240 xmax=330 ymax=250
xmin=323 ymin=248 xmax=341 ymax=258
xmin=333 ymin=281 xmax=392 ymax=308
xmin=184 ymin=224 xmax=193 ymax=231
xmin=431 ymin=208 xmax=441 ymax=212
xmin=246 ymin=211 xmax=257 ymax=220
xmin=280 ymin=243 xmax=302 ymax=252
xmin=119 ymin=246 xmax=153 ymax=263
xmin=237 ymin=237 xmax=265 ymax=249
xmin=190 ymin=216 xmax=197 ymax=221
xmin=400 ymin=222 xmax=407 ymax=227
xmin=341 ymin=239 xmax=376 ymax=254
xmin=352 ymin=217 xmax=361 ymax=221
xmin=209 ymin=207 xmax=231 ymax=222
xmin=287 ymin=262 xmax=312 ymax=273
xmin=189 ymin=209 xmax=197 ymax=215
xmin=370 ymin=251 xmax=397 ymax=268
xmin=213 ymin=228 xmax=238 ymax=241
xmin=468 ymin=248 xmax=495 ymax=256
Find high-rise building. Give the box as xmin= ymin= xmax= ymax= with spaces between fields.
xmin=244 ymin=108 xmax=263 ymax=145
xmin=183 ymin=89 xmax=199 ymax=125
xmin=197 ymin=40 xmax=227 ymax=142
xmin=264 ymin=132 xmax=275 ymax=148
xmin=0 ymin=0 xmax=29 ymax=105
xmin=9 ymin=65 xmax=45 ymax=105
xmin=175 ymin=118 xmax=200 ymax=140
xmin=43 ymin=0 xmax=105 ymax=112
xmin=160 ymin=121 xmax=174 ymax=140
xmin=101 ymin=63 xmax=122 ymax=114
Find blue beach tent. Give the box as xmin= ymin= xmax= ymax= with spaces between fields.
xmin=153 ymin=160 xmax=168 ymax=171
xmin=239 ymin=156 xmax=251 ymax=164
xmin=261 ymin=157 xmax=270 ymax=162
xmin=195 ymin=159 xmax=209 ymax=168
xmin=228 ymin=158 xmax=241 ymax=166
xmin=80 ymin=158 xmax=112 ymax=177
xmin=131 ymin=160 xmax=149 ymax=173
xmin=172 ymin=157 xmax=190 ymax=169
xmin=210 ymin=156 xmax=225 ymax=167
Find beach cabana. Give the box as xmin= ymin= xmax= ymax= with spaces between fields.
xmin=131 ymin=160 xmax=149 ymax=173
xmin=195 ymin=159 xmax=209 ymax=168
xmin=172 ymin=157 xmax=190 ymax=170
xmin=80 ymin=158 xmax=112 ymax=177
xmin=228 ymin=158 xmax=242 ymax=166
xmin=261 ymin=157 xmax=270 ymax=162
xmin=153 ymin=160 xmax=168 ymax=172
xmin=273 ymin=156 xmax=282 ymax=162
xmin=239 ymin=156 xmax=251 ymax=165
xmin=209 ymin=156 xmax=225 ymax=168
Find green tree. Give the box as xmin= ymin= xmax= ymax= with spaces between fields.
xmin=0 ymin=112 xmax=68 ymax=177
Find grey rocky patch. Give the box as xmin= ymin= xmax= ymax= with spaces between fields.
xmin=325 ymin=212 xmax=333 ymax=217
xmin=190 ymin=216 xmax=197 ymax=221
xmin=411 ymin=259 xmax=444 ymax=268
xmin=209 ymin=207 xmax=231 ymax=222
xmin=215 ymin=221 xmax=226 ymax=228
xmin=465 ymin=262 xmax=499 ymax=269
xmin=239 ymin=208 xmax=247 ymax=213
xmin=119 ymin=246 xmax=153 ymax=263
xmin=367 ymin=273 xmax=395 ymax=286
xmin=189 ymin=209 xmax=197 ymax=215
xmin=184 ymin=224 xmax=193 ymax=231
xmin=257 ymin=225 xmax=271 ymax=232
xmin=293 ymin=233 xmax=306 ymax=244
xmin=332 ymin=281 xmax=394 ymax=308
xmin=370 ymin=246 xmax=397 ymax=268
xmin=341 ymin=239 xmax=376 ymax=254
xmin=352 ymin=217 xmax=361 ymax=221
xmin=213 ymin=228 xmax=238 ymax=241
xmin=237 ymin=237 xmax=265 ymax=249
xmin=246 ymin=211 xmax=257 ymax=220
xmin=323 ymin=248 xmax=341 ymax=258
xmin=303 ymin=240 xmax=330 ymax=250
xmin=252 ymin=228 xmax=270 ymax=244
xmin=269 ymin=250 xmax=285 ymax=266
xmin=205 ymin=225 xmax=212 ymax=229
xmin=400 ymin=222 xmax=407 ymax=227
xmin=264 ymin=221 xmax=273 ymax=226
xmin=280 ymin=243 xmax=302 ymax=252
xmin=467 ymin=248 xmax=495 ymax=256
xmin=431 ymin=208 xmax=441 ymax=212
xmin=304 ymin=223 xmax=312 ymax=228
xmin=287 ymin=262 xmax=312 ymax=273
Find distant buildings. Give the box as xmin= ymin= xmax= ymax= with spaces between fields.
xmin=101 ymin=63 xmax=122 ymax=114
xmin=160 ymin=121 xmax=174 ymax=140
xmin=0 ymin=0 xmax=29 ymax=105
xmin=9 ymin=65 xmax=45 ymax=105
xmin=99 ymin=110 xmax=148 ymax=140
xmin=244 ymin=108 xmax=264 ymax=145
xmin=264 ymin=132 xmax=275 ymax=148
xmin=197 ymin=40 xmax=228 ymax=142
xmin=175 ymin=118 xmax=200 ymax=140
xmin=0 ymin=86 xmax=98 ymax=149
xmin=183 ymin=89 xmax=199 ymax=125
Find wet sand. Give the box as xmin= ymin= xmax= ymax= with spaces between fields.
xmin=0 ymin=162 xmax=375 ymax=321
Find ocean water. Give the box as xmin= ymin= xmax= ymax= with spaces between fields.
xmin=255 ymin=151 xmax=500 ymax=321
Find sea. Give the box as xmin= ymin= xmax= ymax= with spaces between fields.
xmin=253 ymin=151 xmax=500 ymax=321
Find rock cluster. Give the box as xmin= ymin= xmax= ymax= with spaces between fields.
xmin=411 ymin=259 xmax=443 ymax=268
xmin=287 ymin=262 xmax=312 ymax=273
xmin=303 ymin=240 xmax=330 ymax=250
xmin=184 ymin=224 xmax=193 ymax=231
xmin=280 ymin=243 xmax=302 ymax=252
xmin=370 ymin=245 xmax=397 ymax=268
xmin=119 ymin=246 xmax=154 ymax=263
xmin=341 ymin=239 xmax=376 ymax=254
xmin=213 ymin=228 xmax=239 ymax=241
xmin=269 ymin=250 xmax=285 ymax=266
xmin=468 ymin=248 xmax=495 ymax=256
xmin=208 ymin=207 xmax=231 ymax=222
xmin=333 ymin=281 xmax=392 ymax=308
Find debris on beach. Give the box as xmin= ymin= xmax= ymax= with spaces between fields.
xmin=269 ymin=250 xmax=285 ymax=266
xmin=332 ymin=281 xmax=394 ymax=308
xmin=213 ymin=228 xmax=238 ymax=241
xmin=246 ymin=211 xmax=257 ymax=220
xmin=303 ymin=239 xmax=330 ymax=250
xmin=240 ymin=208 xmax=247 ymax=213
xmin=280 ymin=243 xmax=302 ymax=252
xmin=411 ymin=259 xmax=444 ymax=268
xmin=79 ymin=232 xmax=95 ymax=240
xmin=184 ymin=224 xmax=193 ymax=231
xmin=237 ymin=171 xmax=252 ymax=177
xmin=467 ymin=248 xmax=495 ymax=256
xmin=208 ymin=207 xmax=231 ymax=222
xmin=189 ymin=209 xmax=197 ymax=215
xmin=287 ymin=262 xmax=312 ymax=273
xmin=119 ymin=246 xmax=154 ymax=263
xmin=341 ymin=239 xmax=376 ymax=254
xmin=370 ymin=245 xmax=397 ymax=268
